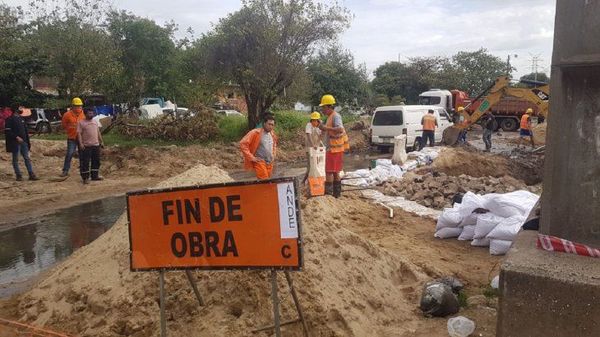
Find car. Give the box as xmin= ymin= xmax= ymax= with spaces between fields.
xmin=370 ymin=105 xmax=453 ymax=151
xmin=216 ymin=110 xmax=244 ymax=117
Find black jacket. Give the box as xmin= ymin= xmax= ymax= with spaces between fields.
xmin=5 ymin=114 xmax=30 ymax=153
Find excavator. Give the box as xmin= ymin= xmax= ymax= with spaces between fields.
xmin=442 ymin=75 xmax=550 ymax=145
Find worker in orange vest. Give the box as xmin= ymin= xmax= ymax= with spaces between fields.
xmin=518 ymin=108 xmax=535 ymax=149
xmin=60 ymin=97 xmax=85 ymax=177
xmin=421 ymin=109 xmax=438 ymax=147
xmin=240 ymin=113 xmax=277 ymax=180
xmin=318 ymin=94 xmax=349 ymax=198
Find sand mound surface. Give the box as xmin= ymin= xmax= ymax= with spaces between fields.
xmin=14 ymin=164 xmax=430 ymax=337
xmin=431 ymin=148 xmax=512 ymax=178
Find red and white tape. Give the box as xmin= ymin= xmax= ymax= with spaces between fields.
xmin=537 ymin=234 xmax=600 ymax=258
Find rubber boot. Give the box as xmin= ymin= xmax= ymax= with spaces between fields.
xmin=333 ymin=181 xmax=342 ymax=198
xmin=325 ymin=182 xmax=333 ymax=195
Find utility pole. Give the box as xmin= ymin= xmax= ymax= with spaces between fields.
xmin=528 ymin=53 xmax=543 ymax=83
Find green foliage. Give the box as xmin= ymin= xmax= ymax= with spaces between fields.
xmin=371 ymin=49 xmax=510 ymax=104
xmin=272 ymin=110 xmax=310 ymax=142
xmin=201 ymin=0 xmax=352 ymax=129
xmin=483 ymin=286 xmax=500 ymax=299
xmin=519 ymin=72 xmax=550 ymax=85
xmin=107 ymin=11 xmax=178 ymax=102
xmin=218 ymin=115 xmax=248 ymax=142
xmin=307 ymin=46 xmax=370 ymax=107
xmin=0 ymin=5 xmax=46 ymax=106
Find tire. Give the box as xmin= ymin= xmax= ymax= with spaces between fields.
xmin=36 ymin=122 xmax=51 ymax=133
xmin=499 ymin=118 xmax=518 ymax=132
xmin=413 ymin=138 xmax=424 ymax=151
xmin=377 ymin=145 xmax=391 ymax=153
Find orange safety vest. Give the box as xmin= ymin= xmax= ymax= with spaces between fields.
xmin=520 ymin=114 xmax=530 ymax=130
xmin=422 ymin=114 xmax=436 ymax=131
xmin=326 ymin=112 xmax=350 ymax=153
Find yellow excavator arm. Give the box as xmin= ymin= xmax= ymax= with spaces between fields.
xmin=443 ymin=76 xmax=550 ymax=145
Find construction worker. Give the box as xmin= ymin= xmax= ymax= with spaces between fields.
xmin=77 ymin=107 xmax=104 ymax=184
xmin=480 ymin=110 xmax=496 ymax=152
xmin=421 ymin=109 xmax=438 ymax=147
xmin=305 ymin=112 xmax=322 ymax=150
xmin=303 ymin=112 xmax=323 ymax=183
xmin=518 ymin=108 xmax=535 ymax=149
xmin=456 ymin=106 xmax=468 ymax=143
xmin=61 ymin=97 xmax=85 ymax=177
xmin=318 ymin=94 xmax=349 ymax=198
xmin=240 ymin=113 xmax=277 ymax=180
xmin=4 ymin=105 xmax=39 ymax=181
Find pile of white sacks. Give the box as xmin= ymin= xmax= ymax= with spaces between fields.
xmin=343 ymin=147 xmax=441 ymax=187
xmin=435 ymin=191 xmax=539 ymax=255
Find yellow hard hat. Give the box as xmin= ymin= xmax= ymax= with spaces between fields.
xmin=310 ymin=111 xmax=321 ymax=120
xmin=71 ymin=97 xmax=83 ymax=106
xmin=457 ymin=106 xmax=465 ymax=112
xmin=526 ymin=108 xmax=533 ymax=114
xmin=319 ymin=94 xmax=336 ymax=107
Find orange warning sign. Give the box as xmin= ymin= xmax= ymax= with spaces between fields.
xmin=127 ymin=178 xmax=302 ymax=271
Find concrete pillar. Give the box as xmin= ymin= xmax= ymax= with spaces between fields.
xmin=540 ymin=0 xmax=600 ymax=247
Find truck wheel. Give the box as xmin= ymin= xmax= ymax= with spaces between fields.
xmin=36 ymin=122 xmax=51 ymax=133
xmin=500 ymin=118 xmax=518 ymax=132
xmin=413 ymin=138 xmax=424 ymax=152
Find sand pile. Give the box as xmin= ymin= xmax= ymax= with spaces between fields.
xmin=14 ymin=164 xmax=431 ymax=337
xmin=430 ymin=148 xmax=511 ymax=178
xmin=381 ymin=172 xmax=536 ymax=210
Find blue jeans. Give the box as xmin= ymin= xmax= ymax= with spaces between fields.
xmin=12 ymin=142 xmax=34 ymax=177
xmin=62 ymin=139 xmax=79 ymax=173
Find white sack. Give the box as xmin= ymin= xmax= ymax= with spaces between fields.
xmin=436 ymin=208 xmax=463 ymax=230
xmin=471 ymin=238 xmax=490 ymax=247
xmin=473 ymin=213 xmax=505 ymax=239
xmin=484 ymin=190 xmax=539 ymax=218
xmin=435 ymin=227 xmax=463 ymax=239
xmin=459 ymin=213 xmax=479 ymax=227
xmin=458 ymin=192 xmax=486 ymax=218
xmin=490 ymin=239 xmax=513 ymax=255
xmin=486 ymin=216 xmax=525 ymax=241
xmin=458 ymin=225 xmax=476 ymax=241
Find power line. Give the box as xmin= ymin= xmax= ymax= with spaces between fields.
xmin=528 ymin=53 xmax=543 ymax=82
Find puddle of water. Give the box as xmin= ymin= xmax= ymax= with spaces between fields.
xmin=0 ymin=196 xmax=125 ymax=298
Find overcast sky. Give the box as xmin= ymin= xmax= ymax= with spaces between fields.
xmin=3 ymin=0 xmax=556 ymax=79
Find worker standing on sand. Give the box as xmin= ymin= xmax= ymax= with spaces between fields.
xmin=480 ymin=110 xmax=496 ymax=152
xmin=60 ymin=97 xmax=85 ymax=177
xmin=77 ymin=107 xmax=104 ymax=184
xmin=240 ymin=113 xmax=277 ymax=180
xmin=421 ymin=109 xmax=438 ymax=147
xmin=4 ymin=105 xmax=39 ymax=181
xmin=303 ymin=112 xmax=323 ymax=182
xmin=518 ymin=108 xmax=535 ymax=149
xmin=318 ymin=94 xmax=349 ymax=198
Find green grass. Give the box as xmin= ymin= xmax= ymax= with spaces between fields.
xmin=457 ymin=291 xmax=469 ymax=308
xmin=217 ymin=115 xmax=248 ymax=142
xmin=483 ymin=286 xmax=500 ymax=299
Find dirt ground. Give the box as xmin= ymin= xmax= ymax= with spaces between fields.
xmin=0 ymin=164 xmax=500 ymax=337
xmin=0 ymin=128 xmax=368 ymax=226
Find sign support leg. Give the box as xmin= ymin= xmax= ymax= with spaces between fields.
xmin=270 ymin=270 xmax=282 ymax=337
xmin=159 ymin=269 xmax=167 ymax=337
xmin=185 ymin=270 xmax=205 ymax=306
xmin=285 ymin=271 xmax=310 ymax=337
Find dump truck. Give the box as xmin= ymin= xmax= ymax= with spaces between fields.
xmin=419 ymin=82 xmax=547 ymax=131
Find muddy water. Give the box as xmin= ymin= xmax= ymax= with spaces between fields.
xmin=0 ymin=196 xmax=125 ymax=298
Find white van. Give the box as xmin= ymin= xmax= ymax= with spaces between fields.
xmin=370 ymin=105 xmax=453 ymax=150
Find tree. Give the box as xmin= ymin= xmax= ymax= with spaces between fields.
xmin=371 ymin=61 xmax=426 ymax=103
xmin=519 ymin=72 xmax=550 ymax=85
xmin=202 ymin=0 xmax=351 ymax=128
xmin=0 ymin=5 xmax=46 ymax=106
xmin=107 ymin=11 xmax=178 ymax=102
xmin=449 ymin=48 xmax=510 ymax=96
xmin=306 ymin=46 xmax=369 ymax=108
xmin=27 ymin=0 xmax=122 ymax=98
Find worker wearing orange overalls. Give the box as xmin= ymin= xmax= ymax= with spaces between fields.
xmin=318 ymin=94 xmax=349 ymax=198
xmin=60 ymin=97 xmax=85 ymax=177
xmin=421 ymin=109 xmax=438 ymax=147
xmin=240 ymin=113 xmax=277 ymax=180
